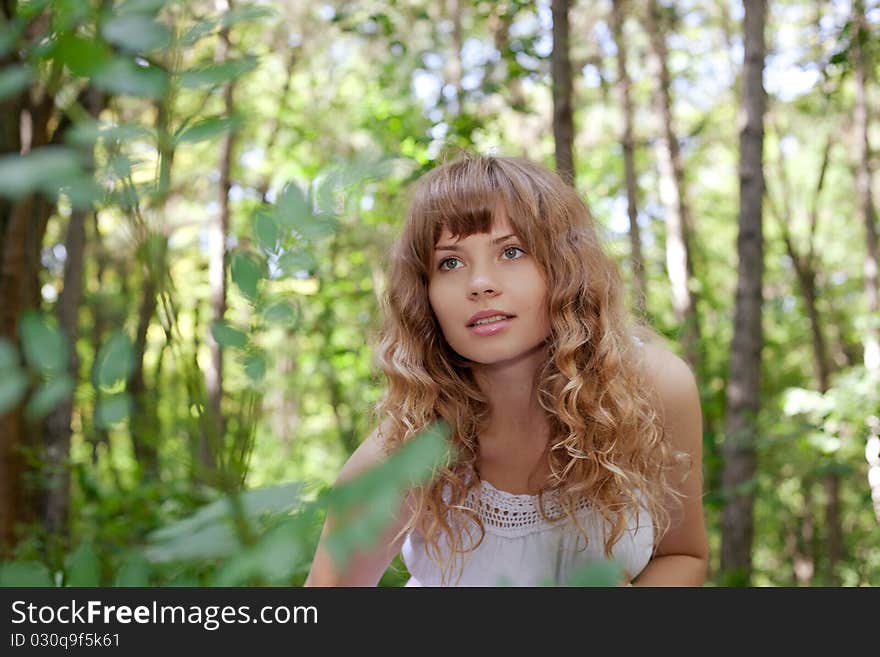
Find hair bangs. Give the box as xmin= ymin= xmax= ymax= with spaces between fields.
xmin=407 ymin=158 xmax=541 ymax=274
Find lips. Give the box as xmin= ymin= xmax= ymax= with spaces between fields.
xmin=466 ymin=309 xmax=516 ymax=327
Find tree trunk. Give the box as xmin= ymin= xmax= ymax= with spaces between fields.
xmin=0 ymin=56 xmax=59 ymax=550
xmin=610 ymin=0 xmax=646 ymax=315
xmin=852 ymin=0 xmax=880 ymax=524
xmin=204 ymin=13 xmax=236 ymax=472
xmin=445 ymin=0 xmax=463 ymax=116
xmin=720 ymin=0 xmax=766 ymax=586
xmin=129 ymin=267 xmax=160 ymax=480
xmin=41 ymin=88 xmax=106 ymax=543
xmin=551 ymin=0 xmax=575 ymax=185
xmin=853 ymin=0 xmax=879 ymax=375
xmin=644 ymin=0 xmax=701 ymax=372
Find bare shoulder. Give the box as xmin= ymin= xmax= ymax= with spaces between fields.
xmin=335 ymin=417 xmax=396 ymax=485
xmin=636 ymin=336 xmax=702 ymax=452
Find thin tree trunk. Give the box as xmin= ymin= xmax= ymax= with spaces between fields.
xmin=445 ymin=0 xmax=463 ymax=116
xmin=853 ymin=0 xmax=879 ymax=375
xmin=852 ymin=0 xmax=880 ymax=525
xmin=42 ymin=87 xmax=106 ymax=542
xmin=551 ymin=0 xmax=575 ymax=185
xmin=769 ymin=127 xmax=842 ymax=582
xmin=720 ymin=0 xmax=766 ymax=585
xmin=88 ymin=213 xmax=110 ymax=466
xmin=610 ymin=0 xmax=646 ymax=315
xmin=129 ymin=269 xmax=160 ymax=480
xmin=204 ymin=9 xmax=236 ymax=472
xmin=0 ymin=68 xmax=60 ymax=551
xmin=644 ymin=0 xmax=701 ymax=372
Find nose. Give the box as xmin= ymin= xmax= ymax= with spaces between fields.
xmin=467 ymin=265 xmax=500 ymax=299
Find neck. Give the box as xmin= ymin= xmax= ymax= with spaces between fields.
xmin=472 ymin=341 xmax=549 ymax=446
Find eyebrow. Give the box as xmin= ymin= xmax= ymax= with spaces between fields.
xmin=434 ymin=234 xmax=519 ymax=252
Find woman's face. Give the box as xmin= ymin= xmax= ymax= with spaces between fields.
xmin=427 ymin=210 xmax=551 ymax=368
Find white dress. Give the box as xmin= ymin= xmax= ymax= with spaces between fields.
xmin=401 ymin=477 xmax=654 ymax=587
xmin=402 ymin=334 xmax=653 ymax=586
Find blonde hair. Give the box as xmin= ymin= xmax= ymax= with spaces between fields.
xmin=371 ymin=153 xmax=683 ymax=584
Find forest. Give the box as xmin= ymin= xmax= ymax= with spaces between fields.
xmin=0 ymin=0 xmax=878 ymax=587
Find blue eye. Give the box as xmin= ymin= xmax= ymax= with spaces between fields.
xmin=503 ymin=246 xmax=525 ymax=260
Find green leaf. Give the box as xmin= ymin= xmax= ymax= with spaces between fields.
xmin=114 ymin=552 xmax=151 ymax=586
xmin=117 ymin=0 xmax=167 ymax=14
xmin=231 ymin=252 xmax=263 ymax=300
xmin=101 ymin=14 xmax=171 ymax=53
xmin=54 ymin=33 xmax=112 ymax=77
xmin=174 ymin=115 xmax=241 ymax=145
xmin=95 ymin=331 xmax=135 ymax=389
xmin=0 ymin=147 xmax=83 ymax=199
xmin=25 ymin=374 xmax=75 ymax=421
xmin=179 ymin=56 xmax=258 ymax=88
xmin=277 ymin=181 xmax=338 ymax=242
xmin=92 ymin=57 xmax=168 ymax=98
xmin=64 ymin=544 xmax=101 ymax=586
xmin=0 ymin=369 xmax=28 ymax=416
xmin=262 ymin=301 xmax=296 ymax=325
xmin=67 ymin=121 xmax=154 ymax=148
xmin=211 ymin=320 xmax=247 ymax=349
xmin=0 ymin=338 xmax=20 ymax=370
xmin=0 ymin=560 xmax=54 ymax=587
xmin=278 ymin=250 xmax=316 ymax=276
xmin=179 ymin=18 xmax=219 ymax=47
xmin=325 ymin=421 xmax=451 ymax=565
xmin=221 ymin=5 xmax=275 ymax=27
xmin=94 ymin=392 xmax=132 ymax=429
xmin=145 ymin=483 xmax=307 ymax=564
xmin=0 ymin=65 xmax=31 ymax=101
xmin=243 ymin=351 xmax=266 ymax=383
xmin=562 ymin=559 xmax=624 ymax=587
xmin=276 ymin=182 xmax=311 ymax=231
xmin=0 ymin=19 xmax=23 ymax=58
xmin=149 ymin=483 xmax=306 ymax=544
xmin=253 ymin=209 xmax=279 ymax=251
xmin=19 ymin=312 xmax=67 ymax=375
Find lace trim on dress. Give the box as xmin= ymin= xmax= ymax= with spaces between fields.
xmin=468 ymin=479 xmax=592 ymax=539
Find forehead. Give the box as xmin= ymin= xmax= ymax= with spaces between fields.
xmin=434 ymin=211 xmax=515 ymax=246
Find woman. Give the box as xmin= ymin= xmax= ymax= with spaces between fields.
xmin=305 ymin=154 xmax=708 ymax=586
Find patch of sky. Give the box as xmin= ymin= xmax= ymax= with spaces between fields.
xmin=412 ymin=69 xmax=442 ymax=109
xmin=429 ymin=122 xmax=448 ymax=140
xmin=510 ymin=11 xmax=539 ymax=38
xmin=765 ymin=52 xmax=819 ymax=101
xmin=422 ymin=51 xmax=444 ymax=69
xmin=462 ymin=38 xmax=494 ymax=68
xmin=330 ymin=40 xmax=349 ymax=64
xmin=360 ymin=194 xmax=374 ymax=211
xmin=779 ymin=134 xmax=798 ymax=156
xmin=534 ymin=33 xmax=552 ymax=58
xmin=582 ymin=63 xmax=601 ymax=88
xmin=592 ymin=20 xmax=616 ymax=58
xmin=515 ymin=51 xmax=540 ymax=71
xmin=41 ymin=283 xmax=57 ymax=303
xmin=462 ymin=70 xmax=483 ymax=91
xmin=537 ymin=1 xmax=552 ymax=30
xmin=317 ymin=4 xmax=335 ymax=21
xmin=240 ymin=148 xmax=264 ymax=170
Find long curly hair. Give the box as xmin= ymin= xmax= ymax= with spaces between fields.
xmin=370 ymin=154 xmax=684 ymax=584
